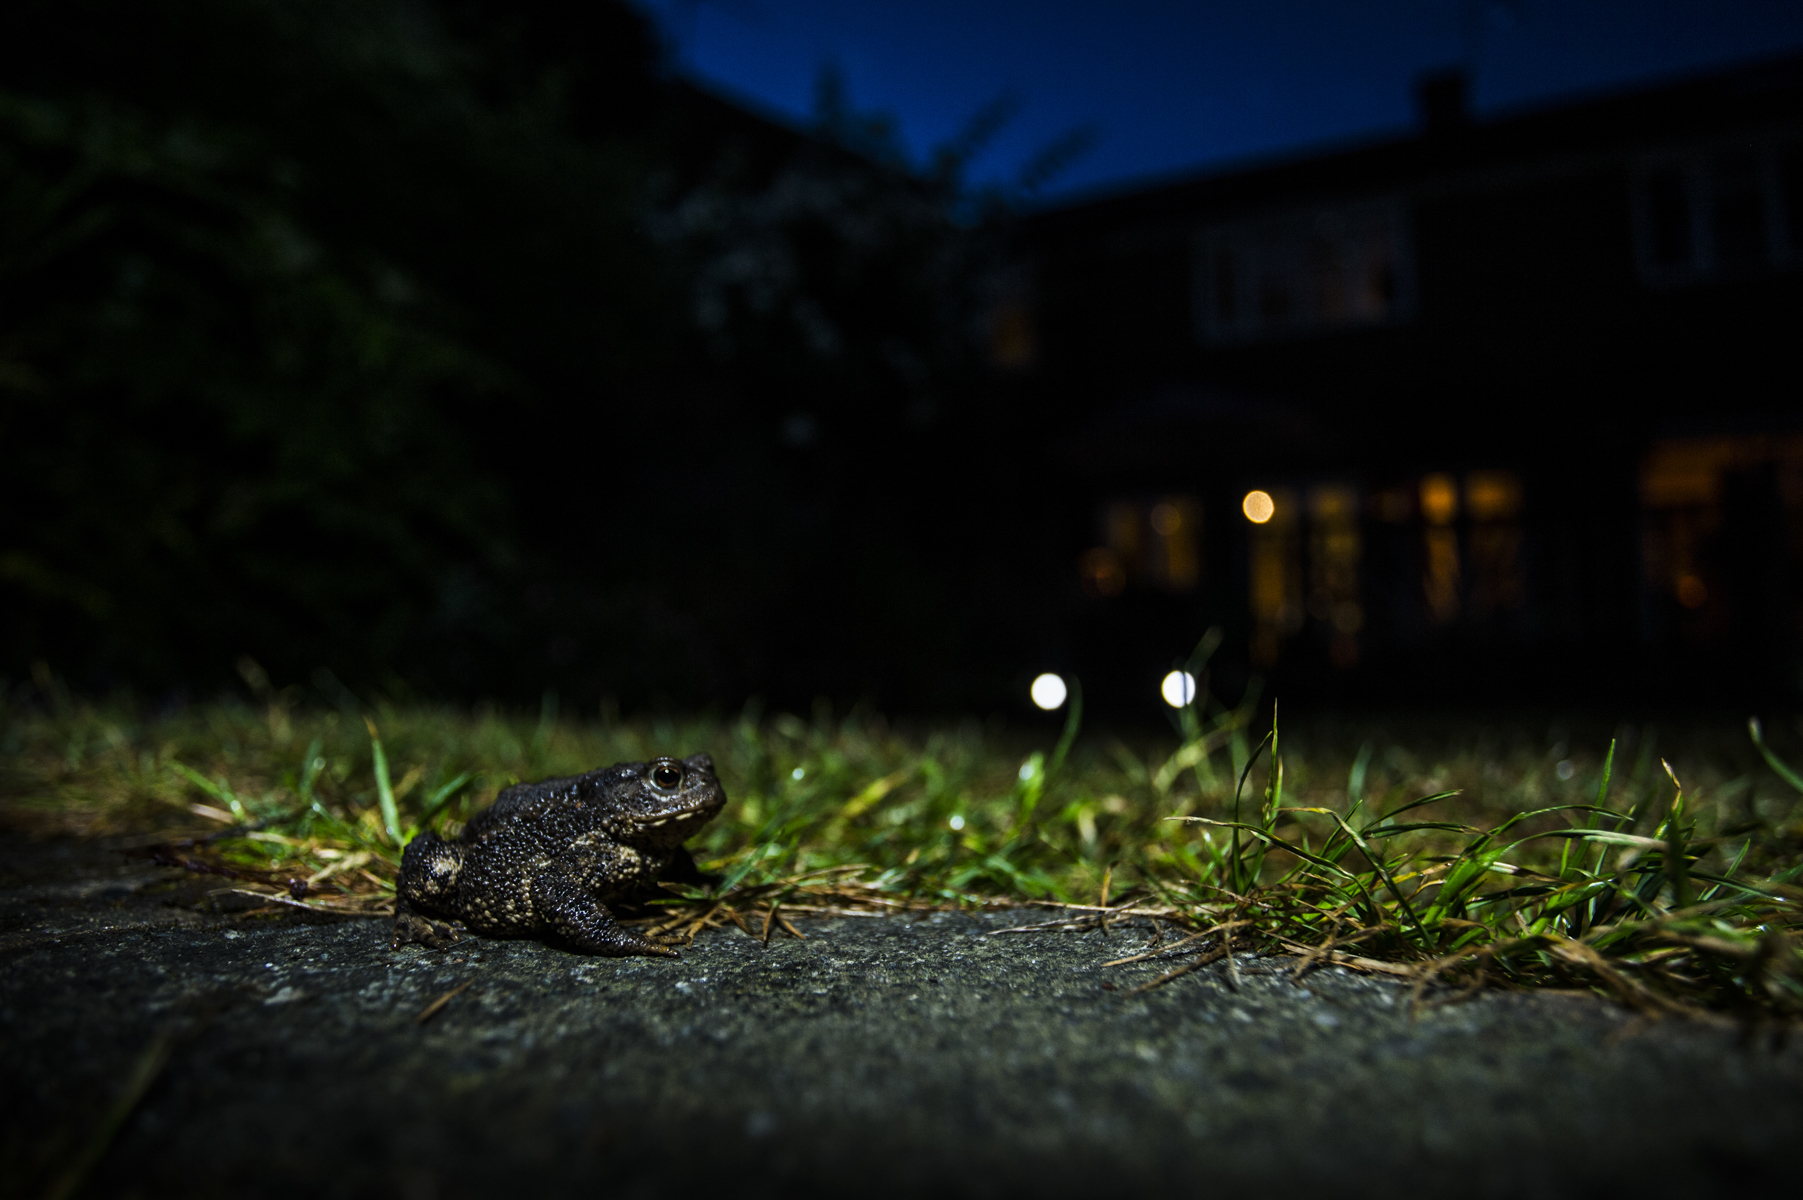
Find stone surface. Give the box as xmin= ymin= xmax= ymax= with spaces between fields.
xmin=2 ymin=835 xmax=1800 ymax=1198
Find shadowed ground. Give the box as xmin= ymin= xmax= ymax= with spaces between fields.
xmin=3 ymin=836 xmax=1799 ymax=1199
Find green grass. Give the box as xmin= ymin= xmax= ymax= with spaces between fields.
xmin=4 ymin=674 xmax=1801 ymax=1018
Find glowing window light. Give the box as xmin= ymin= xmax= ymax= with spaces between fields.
xmin=1079 ymin=548 xmax=1126 ymax=596
xmin=1030 ymin=673 xmax=1067 ymax=710
xmin=1420 ymin=474 xmax=1459 ymax=525
xmin=1242 ymin=490 xmax=1276 ymax=524
xmin=1161 ymin=670 xmax=1197 ymax=708
xmin=1465 ymin=470 xmax=1522 ymax=521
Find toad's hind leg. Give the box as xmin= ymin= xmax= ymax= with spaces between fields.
xmin=530 ymin=860 xmax=677 ymax=958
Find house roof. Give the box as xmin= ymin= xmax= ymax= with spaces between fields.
xmin=1026 ymin=50 xmax=1803 ymax=237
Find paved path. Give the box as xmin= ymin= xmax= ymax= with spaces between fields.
xmin=3 ymin=837 xmax=1800 ymax=1198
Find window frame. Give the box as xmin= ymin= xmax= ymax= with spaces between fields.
xmin=1630 ymin=138 xmax=1799 ymax=286
xmin=1191 ymin=197 xmax=1417 ymax=345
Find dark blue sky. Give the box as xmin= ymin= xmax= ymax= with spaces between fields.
xmin=636 ymin=0 xmax=1803 ymax=199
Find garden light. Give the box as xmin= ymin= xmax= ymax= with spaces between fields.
xmin=1030 ymin=673 xmax=1068 ymax=710
xmin=1242 ymin=490 xmax=1275 ymax=523
xmin=1161 ymin=670 xmax=1196 ymax=708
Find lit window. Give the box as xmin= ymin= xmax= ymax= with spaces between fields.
xmin=988 ymin=302 xmax=1036 ymax=369
xmin=1639 ymin=436 xmax=1803 ymax=634
xmin=1247 ymin=488 xmax=1302 ymax=666
xmin=1419 ymin=475 xmax=1461 ymax=625
xmin=1107 ymin=502 xmax=1141 ymax=572
xmin=1244 ymin=484 xmax=1366 ymax=666
xmin=1307 ymin=485 xmax=1362 ymax=668
xmin=986 ymin=264 xmax=1037 ymax=369
xmin=1423 ymin=526 xmax=1461 ymax=625
xmin=1372 ymin=487 xmax=1413 ymax=523
xmin=1084 ymin=497 xmax=1201 ymax=594
xmin=1402 ymin=471 xmax=1525 ymax=629
xmin=1078 ymin=548 xmax=1126 ymax=597
xmin=1149 ymin=499 xmax=1201 ymax=590
xmin=1465 ymin=472 xmax=1522 ymax=521
xmin=1465 ymin=472 xmax=1524 ymax=622
xmin=1420 ymin=475 xmax=1459 ymax=526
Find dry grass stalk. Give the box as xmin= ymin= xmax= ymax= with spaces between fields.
xmin=416 ymin=979 xmax=476 ymax=1024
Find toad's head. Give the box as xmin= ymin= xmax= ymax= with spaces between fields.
xmin=603 ymin=753 xmax=726 ymax=848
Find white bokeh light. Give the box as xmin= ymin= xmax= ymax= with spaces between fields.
xmin=1161 ymin=670 xmax=1197 ymax=708
xmin=1030 ymin=673 xmax=1068 ymax=710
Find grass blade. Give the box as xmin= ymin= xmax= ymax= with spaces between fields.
xmin=366 ymin=717 xmax=402 ymax=846
xmin=1749 ymin=718 xmax=1803 ymax=794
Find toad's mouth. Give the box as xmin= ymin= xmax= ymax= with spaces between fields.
xmin=630 ymin=803 xmax=715 ymax=832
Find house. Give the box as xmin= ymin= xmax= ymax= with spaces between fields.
xmin=1012 ymin=54 xmax=1803 ymax=711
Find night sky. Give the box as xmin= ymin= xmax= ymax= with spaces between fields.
xmin=637 ymin=0 xmax=1803 ymax=199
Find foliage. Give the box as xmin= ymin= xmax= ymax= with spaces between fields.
xmin=0 ymin=83 xmax=513 ymax=686
xmin=0 ymin=0 xmax=664 ymax=694
xmin=637 ymin=74 xmax=1052 ymax=708
xmin=6 ymin=666 xmax=1800 ymax=1017
xmin=0 ymin=0 xmax=1065 ymax=711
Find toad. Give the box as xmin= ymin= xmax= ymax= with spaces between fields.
xmin=392 ymin=753 xmax=725 ymax=957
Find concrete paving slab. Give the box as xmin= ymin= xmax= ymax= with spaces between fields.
xmin=2 ymin=837 xmax=1799 ymax=1198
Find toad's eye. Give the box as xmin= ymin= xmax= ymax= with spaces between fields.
xmin=651 ymin=763 xmax=683 ymax=789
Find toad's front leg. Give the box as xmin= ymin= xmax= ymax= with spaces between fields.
xmin=656 ymin=845 xmax=721 ymax=888
xmin=392 ymin=895 xmax=462 ymax=950
xmin=530 ymin=858 xmax=678 ymax=958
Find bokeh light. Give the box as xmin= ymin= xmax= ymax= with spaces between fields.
xmin=1242 ymin=490 xmax=1275 ymax=523
xmin=1161 ymin=670 xmax=1196 ymax=708
xmin=1030 ymin=673 xmax=1068 ymax=710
